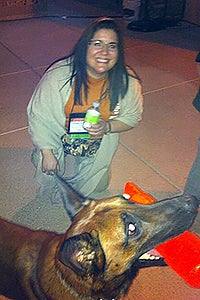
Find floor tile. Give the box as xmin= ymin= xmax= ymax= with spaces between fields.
xmin=125 ymin=44 xmax=198 ymax=91
xmin=0 ymin=18 xmax=84 ymax=68
xmin=0 ymin=71 xmax=40 ymax=133
xmin=0 ymin=129 xmax=32 ymax=148
xmin=121 ymin=82 xmax=200 ymax=190
xmin=124 ymin=266 xmax=200 ymax=300
xmin=0 ymin=44 xmax=28 ymax=75
xmin=110 ymin=144 xmax=180 ymax=199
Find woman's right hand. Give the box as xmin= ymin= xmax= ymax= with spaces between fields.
xmin=41 ymin=149 xmax=60 ymax=175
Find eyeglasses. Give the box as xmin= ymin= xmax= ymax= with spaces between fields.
xmin=88 ymin=40 xmax=118 ymax=52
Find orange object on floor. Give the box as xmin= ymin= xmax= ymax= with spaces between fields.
xmin=124 ymin=182 xmax=200 ymax=288
xmin=156 ymin=231 xmax=200 ymax=288
xmin=124 ymin=181 xmax=156 ymax=204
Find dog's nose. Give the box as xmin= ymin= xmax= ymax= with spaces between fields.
xmin=183 ymin=194 xmax=199 ymax=211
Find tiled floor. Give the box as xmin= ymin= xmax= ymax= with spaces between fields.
xmin=0 ymin=1 xmax=200 ymax=299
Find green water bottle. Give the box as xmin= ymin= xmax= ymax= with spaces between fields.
xmin=83 ymin=102 xmax=100 ymax=129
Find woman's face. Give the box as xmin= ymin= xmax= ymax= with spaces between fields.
xmin=86 ymin=29 xmax=118 ymax=79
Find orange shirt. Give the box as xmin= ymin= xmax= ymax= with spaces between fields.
xmin=64 ymin=76 xmax=111 ymax=128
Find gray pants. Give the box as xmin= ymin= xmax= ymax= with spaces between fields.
xmin=184 ymin=137 xmax=200 ymax=200
xmin=31 ymin=148 xmax=111 ymax=202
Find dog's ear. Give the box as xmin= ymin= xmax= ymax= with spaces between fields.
xmin=54 ymin=174 xmax=89 ymax=219
xmin=58 ymin=231 xmax=105 ymax=277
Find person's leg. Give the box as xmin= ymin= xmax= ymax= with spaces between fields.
xmin=63 ymin=155 xmax=111 ymax=196
xmin=184 ymin=137 xmax=200 ymax=199
xmin=92 ymin=167 xmax=111 ymax=193
xmin=31 ymin=148 xmax=61 ymax=204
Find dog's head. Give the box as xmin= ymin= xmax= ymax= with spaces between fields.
xmin=56 ymin=180 xmax=199 ymax=299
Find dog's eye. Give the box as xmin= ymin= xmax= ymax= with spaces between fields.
xmin=121 ymin=212 xmax=141 ymax=242
xmin=128 ymin=223 xmax=136 ymax=236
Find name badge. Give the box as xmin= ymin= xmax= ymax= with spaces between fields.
xmin=67 ymin=113 xmax=90 ymax=139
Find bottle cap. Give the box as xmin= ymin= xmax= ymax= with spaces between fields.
xmin=93 ymin=102 xmax=100 ymax=108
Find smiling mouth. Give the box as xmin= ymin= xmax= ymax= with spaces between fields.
xmin=137 ymin=248 xmax=166 ymax=268
xmin=139 ymin=249 xmax=162 ymax=261
xmin=96 ymin=58 xmax=109 ymax=63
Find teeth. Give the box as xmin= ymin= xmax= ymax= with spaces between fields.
xmin=123 ymin=193 xmax=131 ymax=199
xmin=96 ymin=59 xmax=108 ymax=63
xmin=139 ymin=253 xmax=160 ymax=260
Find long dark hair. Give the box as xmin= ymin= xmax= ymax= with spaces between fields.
xmin=50 ymin=18 xmax=139 ymax=110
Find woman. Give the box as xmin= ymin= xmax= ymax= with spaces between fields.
xmin=27 ymin=17 xmax=143 ymax=200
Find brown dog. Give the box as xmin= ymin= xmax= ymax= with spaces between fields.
xmin=0 ymin=177 xmax=199 ymax=300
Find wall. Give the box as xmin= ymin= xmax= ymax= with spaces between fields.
xmin=184 ymin=0 xmax=200 ymax=25
xmin=0 ymin=0 xmax=47 ymax=21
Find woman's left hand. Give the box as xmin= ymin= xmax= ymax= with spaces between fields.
xmin=86 ymin=119 xmax=107 ymax=136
